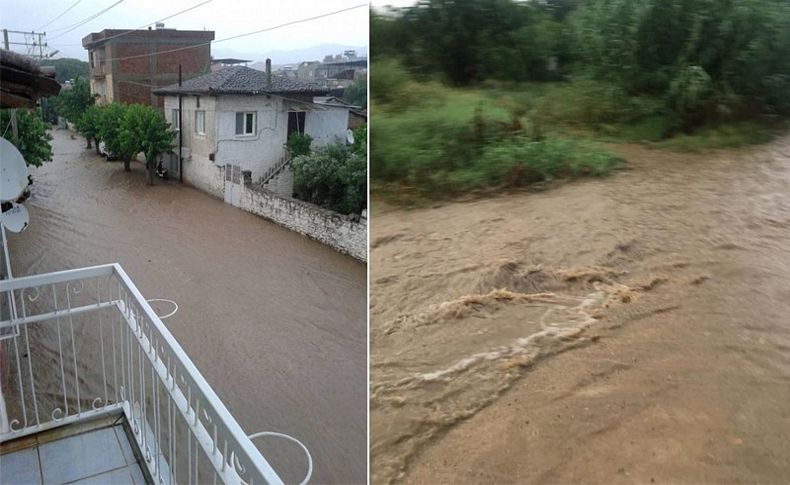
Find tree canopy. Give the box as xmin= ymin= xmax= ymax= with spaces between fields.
xmin=118 ymin=104 xmax=174 ymax=184
xmin=0 ymin=109 xmax=53 ymax=167
xmin=51 ymin=77 xmax=95 ymax=122
xmin=372 ymin=0 xmax=790 ymax=120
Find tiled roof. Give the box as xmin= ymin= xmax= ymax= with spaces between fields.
xmin=153 ymin=66 xmax=329 ymax=96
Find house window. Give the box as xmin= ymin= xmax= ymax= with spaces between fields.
xmin=195 ymin=110 xmax=205 ymax=135
xmin=171 ymin=109 xmax=180 ymax=131
xmin=235 ymin=112 xmax=256 ymax=136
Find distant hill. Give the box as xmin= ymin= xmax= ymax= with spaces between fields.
xmin=213 ymin=43 xmax=367 ymax=66
xmin=39 ymin=58 xmax=89 ymax=83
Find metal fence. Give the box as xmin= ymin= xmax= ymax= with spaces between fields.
xmin=0 ymin=264 xmax=283 ymax=484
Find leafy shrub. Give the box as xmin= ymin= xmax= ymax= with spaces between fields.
xmin=449 ymin=137 xmax=622 ymax=192
xmin=351 ymin=125 xmax=367 ymax=155
xmin=0 ymin=109 xmax=53 ymax=167
xmin=287 ymin=133 xmax=312 ymax=159
xmin=535 ymin=79 xmax=667 ymax=128
xmin=292 ymin=142 xmax=367 ymax=215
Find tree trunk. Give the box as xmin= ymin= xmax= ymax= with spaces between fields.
xmin=123 ymin=157 xmax=130 ymax=172
xmin=94 ymin=140 xmax=100 ymax=155
xmin=86 ymin=138 xmax=92 ymax=149
xmin=147 ymin=159 xmax=155 ymax=186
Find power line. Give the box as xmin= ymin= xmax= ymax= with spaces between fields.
xmin=53 ymin=0 xmax=213 ymax=47
xmin=103 ymin=3 xmax=367 ymax=64
xmin=36 ymin=0 xmax=84 ymax=31
xmin=48 ymin=0 xmax=126 ymax=39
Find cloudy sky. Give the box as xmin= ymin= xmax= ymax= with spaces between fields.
xmin=0 ymin=0 xmax=368 ymax=60
xmin=370 ymin=0 xmax=416 ymax=8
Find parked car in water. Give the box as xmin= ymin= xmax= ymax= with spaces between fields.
xmin=98 ymin=141 xmax=119 ymax=161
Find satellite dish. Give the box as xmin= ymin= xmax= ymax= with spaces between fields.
xmin=1 ymin=137 xmax=29 ymax=202
xmin=0 ymin=202 xmax=29 ymax=233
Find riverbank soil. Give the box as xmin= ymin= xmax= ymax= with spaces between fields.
xmin=370 ymin=135 xmax=790 ymax=483
xmin=6 ymin=129 xmax=367 ymax=484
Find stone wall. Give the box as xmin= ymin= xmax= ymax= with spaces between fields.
xmin=239 ymin=180 xmax=366 ymax=262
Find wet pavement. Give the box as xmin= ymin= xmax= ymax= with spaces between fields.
xmin=6 ymin=129 xmax=367 ymax=484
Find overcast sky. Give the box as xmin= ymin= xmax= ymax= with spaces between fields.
xmin=370 ymin=0 xmax=416 ymax=8
xmin=0 ymin=0 xmax=368 ymax=60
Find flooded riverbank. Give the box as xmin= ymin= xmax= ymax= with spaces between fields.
xmin=5 ymin=129 xmax=367 ymax=484
xmin=371 ymin=135 xmax=790 ymax=483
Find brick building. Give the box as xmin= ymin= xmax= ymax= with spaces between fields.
xmin=82 ymin=24 xmax=214 ymax=109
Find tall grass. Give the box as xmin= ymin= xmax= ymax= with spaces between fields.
xmin=372 ymin=77 xmax=623 ymax=197
xmin=372 ymin=61 xmax=781 ymax=200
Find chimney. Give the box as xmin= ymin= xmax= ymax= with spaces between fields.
xmin=265 ymin=58 xmax=272 ymax=88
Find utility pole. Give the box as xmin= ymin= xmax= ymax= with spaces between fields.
xmin=0 ymin=30 xmax=56 ymax=59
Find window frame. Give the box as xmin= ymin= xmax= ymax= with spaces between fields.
xmin=195 ymin=110 xmax=205 ymax=135
xmin=235 ymin=111 xmax=256 ymax=137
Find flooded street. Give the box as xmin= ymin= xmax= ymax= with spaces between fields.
xmin=6 ymin=129 xmax=367 ymax=484
xmin=371 ymin=135 xmax=790 ymax=483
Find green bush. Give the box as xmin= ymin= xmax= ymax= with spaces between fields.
xmin=0 ymin=109 xmax=53 ymax=167
xmin=448 ymin=137 xmax=622 ymax=192
xmin=351 ymin=125 xmax=367 ymax=155
xmin=292 ymin=142 xmax=367 ymax=215
xmin=287 ymin=133 xmax=312 ymax=159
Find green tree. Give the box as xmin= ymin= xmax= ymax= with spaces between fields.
xmin=75 ymin=105 xmax=102 ymax=153
xmin=118 ymin=104 xmax=175 ymax=185
xmin=0 ymin=109 xmax=53 ymax=167
xmin=343 ymin=78 xmax=368 ymax=108
xmin=52 ymin=77 xmax=95 ymax=122
xmin=96 ymin=103 xmax=128 ymax=167
xmin=39 ymin=58 xmax=89 ymax=83
xmin=570 ymin=0 xmax=790 ymax=119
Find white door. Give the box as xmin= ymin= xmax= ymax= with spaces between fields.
xmin=224 ymin=164 xmax=242 ymax=207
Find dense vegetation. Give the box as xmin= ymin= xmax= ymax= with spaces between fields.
xmin=372 ymin=0 xmax=790 ymax=198
xmin=292 ymin=126 xmax=367 ymax=215
xmin=118 ymin=104 xmax=175 ymax=184
xmin=343 ymin=78 xmax=368 ymax=108
xmin=49 ymin=84 xmax=175 ymax=184
xmin=0 ymin=109 xmax=53 ymax=167
xmin=50 ymin=78 xmax=94 ymax=128
xmin=39 ymin=58 xmax=89 ymax=83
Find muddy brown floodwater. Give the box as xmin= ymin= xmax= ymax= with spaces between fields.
xmin=6 ymin=129 xmax=367 ymax=484
xmin=371 ymin=134 xmax=790 ymax=484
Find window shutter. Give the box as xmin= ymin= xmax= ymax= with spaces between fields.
xmin=235 ymin=112 xmax=243 ymax=135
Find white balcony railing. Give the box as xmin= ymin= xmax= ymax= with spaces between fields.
xmin=0 ymin=264 xmax=285 ymax=484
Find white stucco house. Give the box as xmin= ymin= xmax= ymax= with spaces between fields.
xmin=154 ymin=65 xmax=352 ymax=202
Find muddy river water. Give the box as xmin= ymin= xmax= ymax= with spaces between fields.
xmin=371 ymin=134 xmax=790 ymax=483
xmin=5 ymin=129 xmax=367 ymax=484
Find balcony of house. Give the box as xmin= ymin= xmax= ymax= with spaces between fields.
xmin=0 ymin=264 xmax=289 ymax=484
